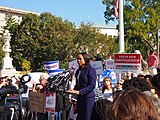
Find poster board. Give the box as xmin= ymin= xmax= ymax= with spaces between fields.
xmin=98 ymin=70 xmax=117 ymax=87
xmin=44 ymin=92 xmax=56 ymax=113
xmin=43 ymin=60 xmax=59 ymax=71
xmin=105 ymin=59 xmax=115 ymax=70
xmin=114 ymin=53 xmax=141 ymax=73
xmin=29 ymin=91 xmax=45 ymax=113
xmin=69 ymin=60 xmax=79 ymax=71
xmin=90 ymin=61 xmax=103 ymax=75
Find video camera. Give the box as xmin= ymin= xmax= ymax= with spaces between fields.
xmin=0 ymin=74 xmax=31 ymax=97
xmin=0 ymin=74 xmax=31 ymax=120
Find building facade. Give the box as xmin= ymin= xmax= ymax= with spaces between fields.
xmin=92 ymin=25 xmax=118 ymax=37
xmin=0 ymin=6 xmax=40 ymax=33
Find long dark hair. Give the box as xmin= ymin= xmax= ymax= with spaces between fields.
xmin=79 ymin=52 xmax=90 ymax=66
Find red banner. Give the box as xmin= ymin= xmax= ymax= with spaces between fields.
xmin=114 ymin=53 xmax=141 ymax=73
xmin=114 ymin=53 xmax=141 ymax=64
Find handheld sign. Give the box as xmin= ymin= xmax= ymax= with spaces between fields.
xmin=114 ymin=53 xmax=141 ymax=73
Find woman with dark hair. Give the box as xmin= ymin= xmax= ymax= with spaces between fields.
xmin=151 ymin=73 xmax=160 ymax=92
xmin=90 ymin=99 xmax=112 ymax=120
xmin=66 ymin=52 xmax=97 ymax=120
xmin=144 ymin=74 xmax=153 ymax=88
xmin=151 ymin=73 xmax=160 ymax=97
xmin=111 ymin=87 xmax=160 ymax=120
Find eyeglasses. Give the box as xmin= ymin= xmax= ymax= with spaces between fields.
xmin=117 ymin=83 xmax=123 ymax=85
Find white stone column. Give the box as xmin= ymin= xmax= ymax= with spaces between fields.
xmin=0 ymin=30 xmax=17 ymax=77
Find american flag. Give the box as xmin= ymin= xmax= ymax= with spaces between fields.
xmin=114 ymin=0 xmax=118 ymax=18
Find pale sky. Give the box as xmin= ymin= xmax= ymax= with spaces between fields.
xmin=0 ymin=0 xmax=113 ymax=27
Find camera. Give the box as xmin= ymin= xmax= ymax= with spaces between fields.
xmin=0 ymin=74 xmax=31 ymax=120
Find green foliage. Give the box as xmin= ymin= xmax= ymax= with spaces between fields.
xmin=5 ymin=12 xmax=114 ymax=71
xmin=22 ymin=59 xmax=31 ymax=73
xmin=0 ymin=36 xmax=3 ymax=66
xmin=73 ymin=23 xmax=113 ymax=59
xmin=103 ymin=0 xmax=160 ymax=59
xmin=4 ymin=14 xmax=17 ymax=31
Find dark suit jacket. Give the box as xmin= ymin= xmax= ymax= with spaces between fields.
xmin=74 ymin=64 xmax=97 ymax=120
xmin=74 ymin=64 xmax=96 ymax=97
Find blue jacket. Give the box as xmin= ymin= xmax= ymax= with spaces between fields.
xmin=74 ymin=64 xmax=96 ymax=97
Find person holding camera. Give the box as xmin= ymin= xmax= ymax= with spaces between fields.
xmin=66 ymin=52 xmax=96 ymax=120
xmin=0 ymin=78 xmax=7 ymax=88
xmin=0 ymin=76 xmax=11 ymax=88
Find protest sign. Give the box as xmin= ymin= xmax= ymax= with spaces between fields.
xmin=105 ymin=59 xmax=115 ymax=70
xmin=43 ymin=61 xmax=59 ymax=71
xmin=69 ymin=60 xmax=79 ymax=72
xmin=114 ymin=53 xmax=141 ymax=73
xmin=29 ymin=91 xmax=45 ymax=113
xmin=45 ymin=92 xmax=56 ymax=113
xmin=90 ymin=61 xmax=103 ymax=75
xmin=98 ymin=70 xmax=117 ymax=87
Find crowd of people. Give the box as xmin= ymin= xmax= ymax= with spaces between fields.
xmin=67 ymin=50 xmax=160 ymax=120
xmin=1 ymin=49 xmax=160 ymax=120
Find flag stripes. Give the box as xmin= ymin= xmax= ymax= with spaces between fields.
xmin=114 ymin=0 xmax=118 ymax=18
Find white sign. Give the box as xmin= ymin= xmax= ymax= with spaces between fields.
xmin=43 ymin=61 xmax=59 ymax=70
xmin=48 ymin=69 xmax=65 ymax=76
xmin=69 ymin=60 xmax=79 ymax=71
xmin=90 ymin=61 xmax=103 ymax=75
xmin=114 ymin=53 xmax=141 ymax=73
xmin=45 ymin=92 xmax=56 ymax=113
xmin=105 ymin=59 xmax=115 ymax=70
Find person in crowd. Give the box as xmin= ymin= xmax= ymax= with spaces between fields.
xmin=68 ymin=98 xmax=78 ymax=120
xmin=134 ymin=50 xmax=148 ymax=72
xmin=147 ymin=49 xmax=158 ymax=76
xmin=111 ymin=87 xmax=160 ymax=120
xmin=125 ymin=72 xmax=132 ymax=80
xmin=122 ymin=77 xmax=151 ymax=95
xmin=102 ymin=77 xmax=113 ymax=101
xmin=0 ymin=76 xmax=8 ymax=88
xmin=107 ymin=54 xmax=112 ymax=59
xmin=36 ymin=74 xmax=48 ymax=120
xmin=0 ymin=76 xmax=19 ymax=88
xmin=122 ymin=79 xmax=131 ymax=90
xmin=137 ymin=74 xmax=145 ymax=79
xmin=122 ymin=77 xmax=160 ymax=114
xmin=90 ymin=99 xmax=112 ymax=120
xmin=113 ymin=79 xmax=124 ymax=96
xmin=144 ymin=74 xmax=153 ymax=88
xmin=95 ymin=54 xmax=106 ymax=70
xmin=116 ymin=79 xmax=124 ymax=91
xmin=95 ymin=54 xmax=102 ymax=61
xmin=144 ymin=74 xmax=159 ymax=98
xmin=151 ymin=73 xmax=160 ymax=97
xmin=66 ymin=52 xmax=96 ymax=120
xmin=35 ymin=74 xmax=48 ymax=92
